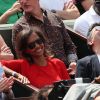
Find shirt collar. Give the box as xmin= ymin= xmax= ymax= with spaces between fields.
xmin=24 ymin=8 xmax=47 ymax=21
xmin=89 ymin=6 xmax=98 ymax=16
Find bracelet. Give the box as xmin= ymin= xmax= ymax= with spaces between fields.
xmin=12 ymin=72 xmax=17 ymax=77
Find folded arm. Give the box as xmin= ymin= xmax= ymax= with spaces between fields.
xmin=0 ymin=35 xmax=14 ymax=60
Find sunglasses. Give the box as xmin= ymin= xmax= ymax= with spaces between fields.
xmin=27 ymin=38 xmax=43 ymax=49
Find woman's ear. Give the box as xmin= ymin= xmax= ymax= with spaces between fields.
xmin=87 ymin=36 xmax=93 ymax=46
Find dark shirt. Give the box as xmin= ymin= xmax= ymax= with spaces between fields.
xmin=76 ymin=55 xmax=100 ymax=81
xmin=12 ymin=9 xmax=77 ymax=66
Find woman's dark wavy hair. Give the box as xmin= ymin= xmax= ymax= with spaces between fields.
xmin=16 ymin=27 xmax=53 ymax=64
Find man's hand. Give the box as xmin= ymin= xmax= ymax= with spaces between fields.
xmin=92 ymin=76 xmax=100 ymax=83
xmin=68 ymin=62 xmax=76 ymax=76
xmin=64 ymin=1 xmax=77 ymax=10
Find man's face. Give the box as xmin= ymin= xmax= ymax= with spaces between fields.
xmin=18 ymin=0 xmax=39 ymax=13
xmin=91 ymin=26 xmax=100 ymax=46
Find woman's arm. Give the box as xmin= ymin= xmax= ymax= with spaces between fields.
xmin=3 ymin=65 xmax=30 ymax=84
xmin=0 ymin=1 xmax=21 ymax=24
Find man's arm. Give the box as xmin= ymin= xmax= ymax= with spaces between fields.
xmin=60 ymin=20 xmax=77 ymax=65
xmin=55 ymin=1 xmax=80 ymax=20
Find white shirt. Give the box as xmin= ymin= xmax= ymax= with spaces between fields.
xmin=74 ymin=6 xmax=100 ymax=37
xmin=97 ymin=54 xmax=100 ymax=64
xmin=39 ymin=0 xmax=71 ymax=11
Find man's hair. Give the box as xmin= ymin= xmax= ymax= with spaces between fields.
xmin=87 ymin=23 xmax=100 ymax=54
xmin=87 ymin=23 xmax=100 ymax=37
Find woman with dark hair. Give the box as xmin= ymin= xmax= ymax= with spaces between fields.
xmin=1 ymin=27 xmax=70 ymax=89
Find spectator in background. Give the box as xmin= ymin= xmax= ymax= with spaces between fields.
xmin=1 ymin=27 xmax=70 ymax=89
xmin=74 ymin=0 xmax=100 ymax=37
xmin=0 ymin=35 xmax=14 ymax=60
xmin=39 ymin=0 xmax=80 ymax=20
xmin=76 ymin=23 xmax=100 ymax=81
xmin=12 ymin=0 xmax=78 ymax=75
xmin=74 ymin=0 xmax=93 ymax=14
xmin=0 ymin=1 xmax=22 ymax=24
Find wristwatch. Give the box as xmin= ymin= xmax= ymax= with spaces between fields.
xmin=51 ymin=9 xmax=56 ymax=13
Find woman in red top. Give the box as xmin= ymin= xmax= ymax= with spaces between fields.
xmin=1 ymin=27 xmax=70 ymax=88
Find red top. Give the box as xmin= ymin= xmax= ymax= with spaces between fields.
xmin=1 ymin=58 xmax=70 ymax=88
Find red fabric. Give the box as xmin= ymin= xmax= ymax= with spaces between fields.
xmin=1 ymin=58 xmax=70 ymax=88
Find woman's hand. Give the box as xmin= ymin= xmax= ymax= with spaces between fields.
xmin=18 ymin=74 xmax=30 ymax=85
xmin=7 ymin=1 xmax=22 ymax=15
xmin=0 ymin=76 xmax=14 ymax=93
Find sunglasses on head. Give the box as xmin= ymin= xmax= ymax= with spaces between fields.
xmin=27 ymin=38 xmax=43 ymax=49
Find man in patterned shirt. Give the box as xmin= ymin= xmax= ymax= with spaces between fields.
xmin=12 ymin=0 xmax=78 ymax=75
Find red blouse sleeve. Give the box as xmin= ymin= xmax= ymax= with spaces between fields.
xmin=1 ymin=60 xmax=22 ymax=73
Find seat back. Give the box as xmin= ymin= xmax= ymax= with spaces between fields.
xmin=0 ymin=24 xmax=17 ymax=58
xmin=65 ymin=26 xmax=93 ymax=59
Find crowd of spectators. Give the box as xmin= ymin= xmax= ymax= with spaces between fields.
xmin=0 ymin=0 xmax=100 ymax=99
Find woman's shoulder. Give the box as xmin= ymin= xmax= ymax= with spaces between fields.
xmin=1 ymin=59 xmax=27 ymax=63
xmin=48 ymin=57 xmax=64 ymax=64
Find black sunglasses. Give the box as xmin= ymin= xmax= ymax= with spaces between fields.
xmin=27 ymin=38 xmax=43 ymax=49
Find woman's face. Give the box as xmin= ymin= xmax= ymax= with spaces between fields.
xmin=26 ymin=32 xmax=44 ymax=57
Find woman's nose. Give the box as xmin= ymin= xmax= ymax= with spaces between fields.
xmin=35 ymin=43 xmax=40 ymax=48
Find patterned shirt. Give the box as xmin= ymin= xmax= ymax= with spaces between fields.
xmin=12 ymin=9 xmax=77 ymax=66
